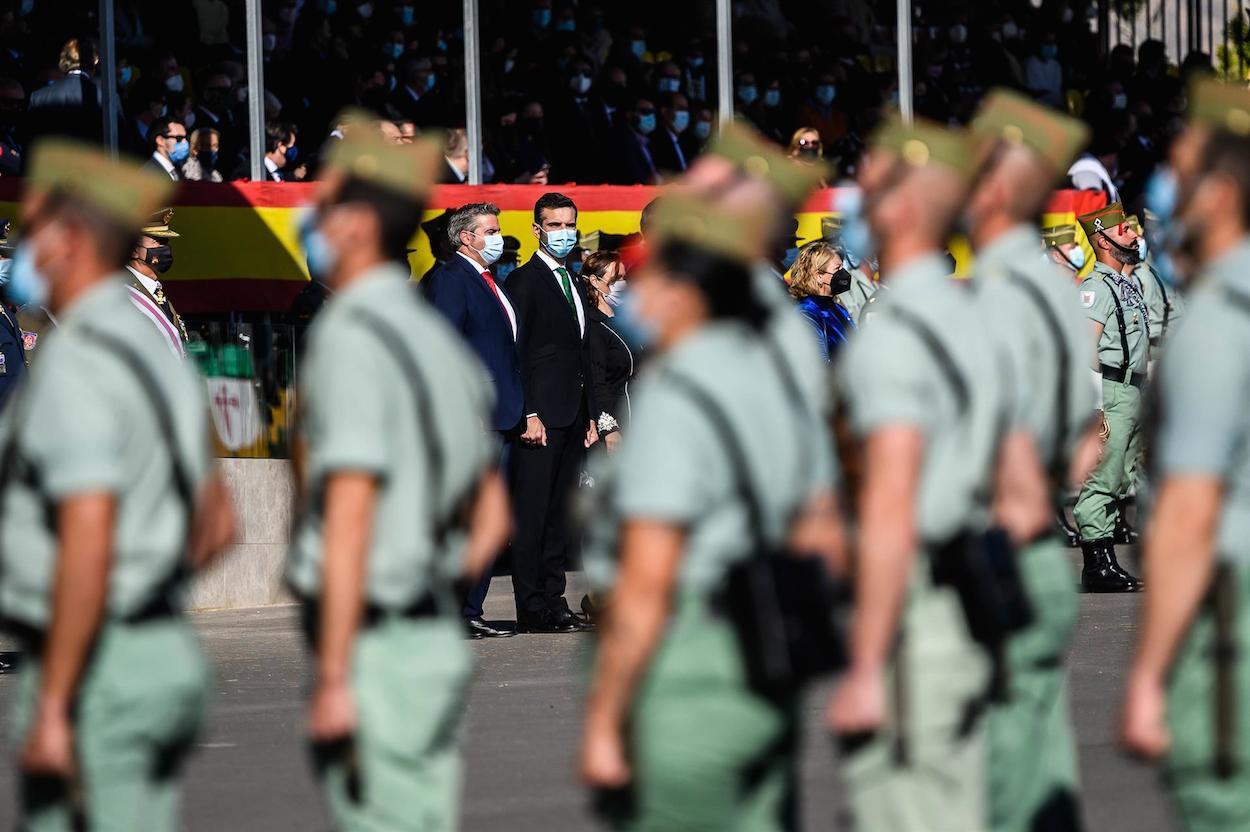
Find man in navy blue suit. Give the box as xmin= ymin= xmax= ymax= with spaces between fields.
xmin=424 ymin=202 xmax=523 ymax=639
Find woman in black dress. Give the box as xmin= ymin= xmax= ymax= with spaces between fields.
xmin=582 ymin=250 xmax=637 ymax=456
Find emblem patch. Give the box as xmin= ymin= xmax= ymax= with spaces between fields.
xmin=1080 ymin=290 xmax=1096 ymax=308
xmin=1093 ymin=217 xmax=1104 ymax=232
xmin=21 ymin=331 xmax=35 ymax=351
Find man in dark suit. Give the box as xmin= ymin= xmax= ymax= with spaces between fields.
xmin=506 ymin=192 xmax=599 ymax=632
xmin=142 ymin=116 xmax=187 ymax=181
xmin=650 ymin=91 xmax=691 ymax=178
xmin=545 ymin=59 xmax=613 ymax=184
xmin=613 ymin=97 xmax=662 ymax=185
xmin=27 ymin=37 xmax=103 ymax=144
xmin=424 ymin=202 xmax=522 ymax=639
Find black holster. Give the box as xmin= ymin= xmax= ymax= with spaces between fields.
xmin=1210 ymin=562 xmax=1238 ymax=780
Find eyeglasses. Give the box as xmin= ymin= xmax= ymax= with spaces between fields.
xmin=164 ymin=133 xmax=188 ymax=141
xmin=797 ymin=138 xmax=823 ymax=149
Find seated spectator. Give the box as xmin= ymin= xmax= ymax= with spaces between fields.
xmin=142 ymin=115 xmax=188 ymax=181
xmin=613 ymin=96 xmax=661 ymax=185
xmin=650 ymin=91 xmax=691 ymax=177
xmin=442 ymin=127 xmax=469 ymax=183
xmin=788 ymin=241 xmax=855 ymax=362
xmin=796 ymin=72 xmax=847 ymax=146
xmin=1025 ymin=32 xmax=1064 ymax=107
xmin=27 ymin=36 xmax=102 ymax=144
xmin=183 ymin=127 xmax=223 ymax=182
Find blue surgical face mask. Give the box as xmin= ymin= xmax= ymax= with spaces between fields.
xmin=815 ymin=84 xmax=837 ymax=105
xmin=494 ymin=262 xmax=517 ymax=282
xmin=119 ymin=66 xmax=133 ymax=86
xmin=532 ymin=8 xmax=552 ymax=29
xmin=399 ymin=5 xmax=413 ymax=25
xmin=637 ymin=113 xmax=657 ymax=134
xmin=557 ymin=18 xmax=575 ymax=32
xmin=841 ymin=247 xmax=861 ymax=269
xmin=613 ymin=288 xmax=658 ymax=350
xmin=763 ymin=89 xmax=781 ymax=108
xmin=688 ymin=56 xmax=704 ymax=69
xmin=672 ymin=110 xmax=690 ymax=133
xmin=168 ymin=138 xmax=190 ymax=164
xmin=1040 ymin=44 xmax=1059 ymax=60
xmin=205 ymin=149 xmax=219 ymax=167
xmin=284 ymin=144 xmax=299 ymax=164
xmin=657 ymin=77 xmax=680 ymax=94
xmin=694 ymin=120 xmax=712 ymax=140
xmin=836 ymin=189 xmax=876 ymax=263
xmin=387 ymin=43 xmax=404 ymax=60
xmin=0 ymin=258 xmax=11 ymax=287
xmin=630 ymin=40 xmax=647 ymax=60
xmin=1050 ymin=244 xmax=1085 ymax=272
xmin=425 ymin=73 xmax=437 ymax=92
xmin=478 ymin=232 xmax=504 ymax=265
xmin=606 ymin=278 xmax=627 ymax=307
xmin=5 ymin=244 xmax=49 ymax=308
xmin=736 ymin=84 xmax=758 ymax=105
xmin=543 ymin=228 xmax=578 ymax=259
xmin=1136 ymin=236 xmax=1148 ymax=260
xmin=298 ymin=210 xmax=337 ymax=284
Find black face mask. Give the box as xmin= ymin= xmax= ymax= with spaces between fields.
xmin=830 ymin=267 xmax=852 ymax=294
xmin=143 ymin=244 xmax=174 ymax=274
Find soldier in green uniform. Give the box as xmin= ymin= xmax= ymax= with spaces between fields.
xmin=828 ymin=117 xmax=1001 ymax=832
xmin=1072 ymin=201 xmax=1149 ymax=591
xmin=1121 ymin=78 xmax=1250 ymax=831
xmin=966 ymin=89 xmax=1099 ymax=832
xmin=579 ymin=194 xmax=843 ymax=831
xmin=1125 ymin=212 xmax=1184 ymax=368
xmin=287 ymin=129 xmax=511 ymax=830
xmin=0 ymin=140 xmax=236 ymax=832
xmin=1042 ymin=222 xmax=1088 ymax=277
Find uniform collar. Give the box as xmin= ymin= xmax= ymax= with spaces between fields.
xmin=1091 ymin=259 xmax=1123 ymax=280
xmin=126 ymin=264 xmax=161 ymax=296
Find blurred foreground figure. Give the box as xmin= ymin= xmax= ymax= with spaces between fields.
xmin=828 ymin=117 xmax=1002 ymax=832
xmin=287 ymin=128 xmax=510 ymax=830
xmin=967 ymin=89 xmax=1098 ymax=832
xmin=579 ymin=194 xmax=845 ymax=830
xmin=1122 ymin=78 xmax=1250 ymax=830
xmin=0 ymin=140 xmax=235 ymax=831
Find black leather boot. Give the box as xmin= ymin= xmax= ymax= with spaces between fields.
xmin=1114 ymin=499 xmax=1139 ymax=546
xmin=1056 ymin=508 xmax=1081 ymax=548
xmin=1082 ymin=539 xmax=1144 ymax=593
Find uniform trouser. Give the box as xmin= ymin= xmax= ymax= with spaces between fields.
xmin=987 ymin=536 xmax=1083 ymax=832
xmin=1074 ymin=379 xmax=1142 ymax=541
xmin=316 ymin=616 xmax=471 ymax=832
xmin=12 ymin=618 xmax=210 ymax=832
xmin=601 ymin=600 xmax=799 ymax=832
xmin=1165 ymin=567 xmax=1250 ymax=831
xmin=842 ymin=565 xmax=991 ymax=832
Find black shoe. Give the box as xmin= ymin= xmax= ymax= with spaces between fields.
xmin=465 ymin=617 xmax=517 ymax=639
xmin=516 ymin=607 xmax=582 ymax=634
xmin=580 ymin=593 xmax=603 ymax=626
xmin=1056 ymin=508 xmax=1081 ymax=548
xmin=1081 ymin=539 xmax=1143 ymax=593
xmin=1114 ymin=501 xmax=1140 ymax=546
xmin=552 ymin=604 xmax=592 ymax=631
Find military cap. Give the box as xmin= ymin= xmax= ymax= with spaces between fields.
xmin=1188 ymin=77 xmax=1250 ymax=136
xmin=26 ymin=139 xmax=175 ymax=231
xmin=141 ymin=208 xmax=180 ymax=239
xmin=869 ymin=116 xmax=979 ymax=180
xmin=970 ymin=88 xmax=1090 ymax=173
xmin=650 ymin=195 xmax=769 ymax=265
xmin=322 ymin=128 xmax=443 ymax=201
xmin=1078 ymin=201 xmax=1129 ymax=239
xmin=1125 ymin=213 xmax=1143 ymax=234
xmin=706 ymin=120 xmax=827 ymax=205
xmin=1041 ymin=223 xmax=1077 ymax=246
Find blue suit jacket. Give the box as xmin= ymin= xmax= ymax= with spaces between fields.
xmin=423 ymin=254 xmax=524 ymax=432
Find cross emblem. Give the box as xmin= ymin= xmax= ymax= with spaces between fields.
xmin=213 ymin=383 xmax=240 ymax=437
xmin=1093 ymin=218 xmax=1104 ymax=232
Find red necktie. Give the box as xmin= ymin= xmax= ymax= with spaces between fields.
xmin=482 ymin=271 xmax=513 ymax=330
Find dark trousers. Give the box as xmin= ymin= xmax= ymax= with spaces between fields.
xmin=509 ymin=406 xmax=586 ymax=615
xmin=462 ymin=431 xmax=514 ymax=620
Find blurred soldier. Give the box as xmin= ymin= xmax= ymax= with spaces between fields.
xmin=0 ymin=219 xmax=28 ymax=412
xmin=1073 ymin=201 xmax=1149 ymax=591
xmin=1042 ymin=222 xmax=1088 ymax=278
xmin=1122 ymin=78 xmax=1250 ymax=830
xmin=829 ymin=117 xmax=1002 ymax=832
xmin=1125 ymin=212 xmax=1184 ymax=368
xmin=126 ymin=208 xmax=188 ymax=359
xmin=967 ymin=89 xmax=1098 ymax=832
xmin=579 ymin=195 xmax=844 ymax=829
xmin=0 ymin=140 xmax=235 ymax=832
xmin=288 ymin=129 xmax=511 ymax=829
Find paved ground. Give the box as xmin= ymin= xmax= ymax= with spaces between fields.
xmin=0 ymin=566 xmax=1180 ymax=831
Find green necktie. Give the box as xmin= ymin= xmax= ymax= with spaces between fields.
xmin=556 ymin=267 xmax=576 ymax=311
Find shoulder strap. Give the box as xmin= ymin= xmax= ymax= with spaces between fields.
xmin=1224 ymin=283 xmax=1250 ymax=318
xmin=1148 ymin=268 xmax=1171 ymax=338
xmin=344 ymin=307 xmax=456 ymax=543
xmin=887 ymin=305 xmax=971 ymax=415
xmin=1006 ymin=270 xmax=1072 ymax=479
xmin=1103 ymin=275 xmax=1132 ymax=373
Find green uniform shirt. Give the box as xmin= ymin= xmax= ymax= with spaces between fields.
xmin=586 ymin=322 xmax=836 ymax=596
xmin=974 ymin=225 xmax=1096 ymax=469
xmin=839 ymin=253 xmax=1003 ymax=543
xmin=0 ymin=279 xmax=213 ymax=628
xmin=287 ymin=264 xmax=495 ymax=608
xmin=1155 ymin=240 xmax=1250 ymax=564
xmin=1133 ymin=259 xmax=1184 ymax=345
xmin=1079 ymin=261 xmax=1150 ymax=373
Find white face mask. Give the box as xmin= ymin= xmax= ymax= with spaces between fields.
xmin=478 ymin=232 xmax=504 ymax=265
xmin=164 ymin=73 xmax=184 ymax=92
xmin=605 ymin=278 xmax=627 ymax=307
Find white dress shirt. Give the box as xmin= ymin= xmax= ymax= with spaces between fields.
xmin=263 ymin=155 xmax=283 ymax=181
xmin=456 ymin=251 xmax=517 ymax=339
xmin=535 ymin=248 xmax=585 ymax=336
xmin=151 ymin=151 xmax=178 ymax=181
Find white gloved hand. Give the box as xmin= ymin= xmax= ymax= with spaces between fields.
xmin=1090 ymin=368 xmax=1104 ymax=411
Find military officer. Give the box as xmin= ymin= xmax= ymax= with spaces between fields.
xmin=829 ymin=117 xmax=1002 ymax=832
xmin=0 ymin=139 xmax=235 ymax=831
xmin=1126 ymin=212 xmax=1184 ymax=365
xmin=287 ymin=128 xmax=511 ymax=830
xmin=579 ymin=194 xmax=843 ymax=830
xmin=1072 ymin=201 xmax=1149 ymax=591
xmin=1121 ymin=78 xmax=1250 ymax=830
xmin=821 ymin=214 xmax=878 ymax=322
xmin=0 ymin=220 xmax=28 ymax=413
xmin=126 ymin=208 xmax=189 ymax=359
xmin=966 ymin=89 xmax=1099 ymax=832
xmin=1042 ymin=222 xmax=1088 ymax=277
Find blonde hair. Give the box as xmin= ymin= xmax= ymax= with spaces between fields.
xmin=58 ymin=39 xmax=83 ymax=74
xmin=787 ymin=127 xmax=821 ymax=157
xmin=789 ymin=241 xmax=841 ymax=299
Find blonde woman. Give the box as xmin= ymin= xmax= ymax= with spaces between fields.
xmin=789 ymin=241 xmax=855 ymax=361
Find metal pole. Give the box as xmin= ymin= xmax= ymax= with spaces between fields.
xmin=98 ymin=0 xmax=117 ymax=158
xmin=715 ymin=0 xmax=732 ymax=126
xmin=245 ymin=0 xmax=264 ymax=181
xmin=897 ymin=0 xmax=913 ymax=123
xmin=464 ymin=0 xmax=481 ymax=184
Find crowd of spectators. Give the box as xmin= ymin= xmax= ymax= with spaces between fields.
xmin=0 ymin=0 xmax=1228 ymax=202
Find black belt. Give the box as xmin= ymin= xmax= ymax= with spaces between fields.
xmin=1149 ymin=336 xmax=1162 ymax=347
xmin=1 ymin=597 xmax=180 ymax=653
xmin=1099 ymin=364 xmax=1146 ymax=388
xmin=301 ymin=594 xmax=441 ymax=638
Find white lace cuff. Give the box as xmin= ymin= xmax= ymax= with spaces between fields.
xmin=597 ymin=413 xmax=620 ymax=434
